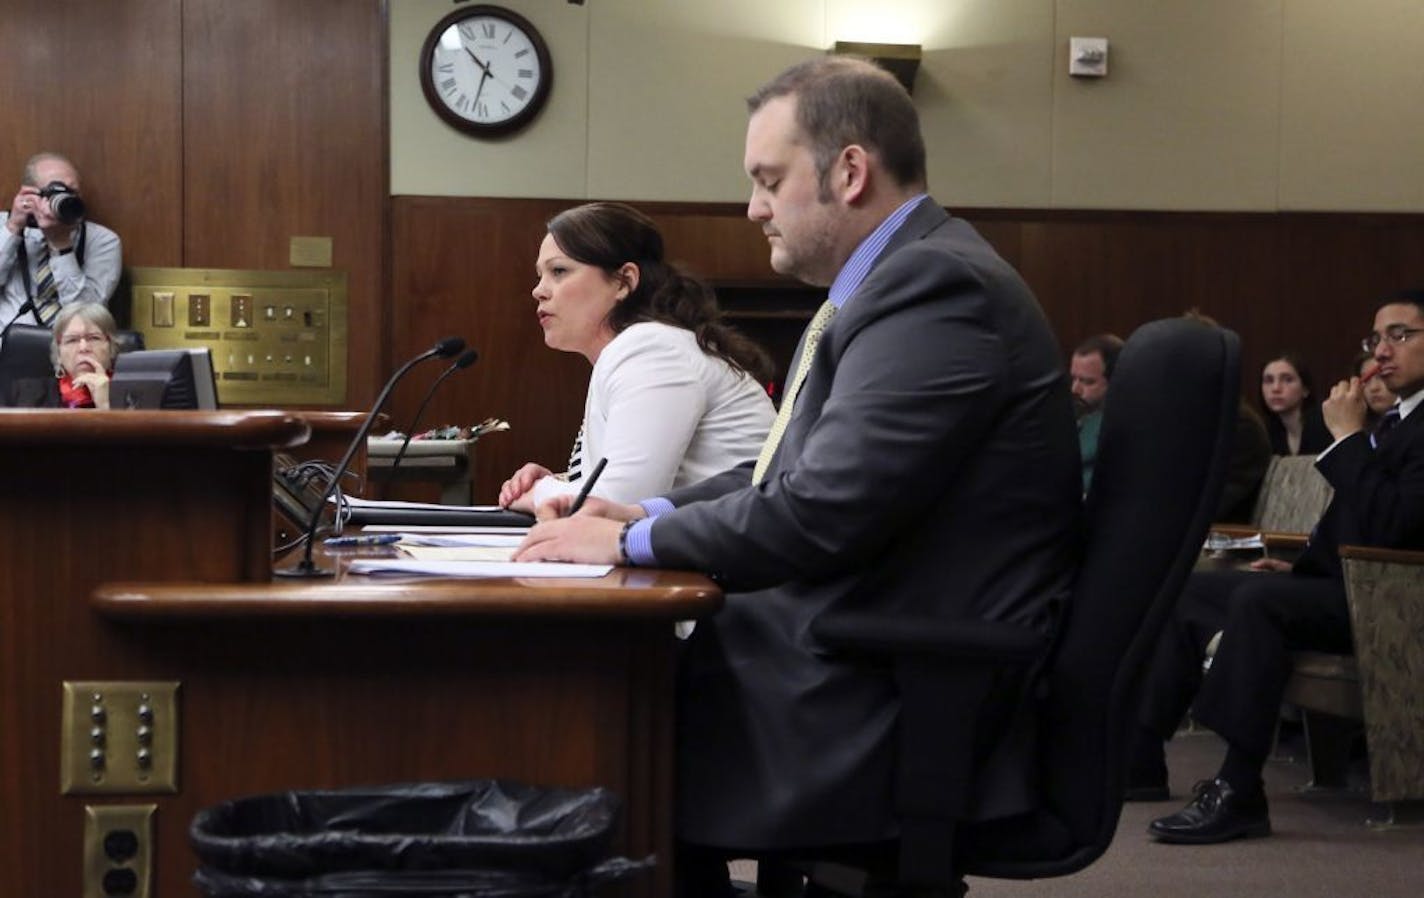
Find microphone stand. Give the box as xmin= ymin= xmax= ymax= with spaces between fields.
xmin=276 ymin=336 xmax=466 ymax=578
xmin=1 ymin=299 xmax=38 ymax=340
xmin=388 ymin=348 xmax=479 ymax=475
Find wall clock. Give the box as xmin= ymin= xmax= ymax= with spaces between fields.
xmin=419 ymin=5 xmax=553 ymax=138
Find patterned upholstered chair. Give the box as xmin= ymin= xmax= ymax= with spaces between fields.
xmin=1251 ymin=454 xmax=1335 ymax=534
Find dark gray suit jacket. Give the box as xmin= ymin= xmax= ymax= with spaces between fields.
xmin=650 ymin=199 xmax=1081 ymax=849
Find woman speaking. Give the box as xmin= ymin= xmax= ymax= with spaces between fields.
xmin=500 ymin=202 xmax=774 ymax=510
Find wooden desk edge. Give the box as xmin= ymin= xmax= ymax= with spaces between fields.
xmin=92 ymin=575 xmax=723 ymax=620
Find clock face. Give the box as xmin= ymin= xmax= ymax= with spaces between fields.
xmin=419 ymin=6 xmax=553 ymax=137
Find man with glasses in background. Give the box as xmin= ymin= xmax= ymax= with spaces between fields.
xmin=1128 ymin=289 xmax=1424 ymax=844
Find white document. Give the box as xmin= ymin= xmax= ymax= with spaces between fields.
xmin=1203 ymin=532 xmax=1266 ymax=551
xmin=336 ymin=495 xmax=506 ymax=513
xmin=361 ymin=525 xmax=531 ymax=535
xmin=347 ymin=559 xmax=612 ymax=578
xmin=399 ymin=546 xmax=517 ymax=562
xmin=396 ymin=534 xmax=525 ymax=548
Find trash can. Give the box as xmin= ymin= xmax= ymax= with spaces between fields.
xmin=189 ymin=779 xmax=654 ymax=897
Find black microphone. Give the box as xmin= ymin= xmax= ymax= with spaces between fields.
xmin=388 ymin=348 xmax=479 ymax=475
xmin=276 ymin=335 xmax=467 ymax=578
xmin=1 ymin=298 xmax=38 ymax=339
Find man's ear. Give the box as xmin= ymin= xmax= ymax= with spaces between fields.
xmin=836 ymin=145 xmax=871 ymax=204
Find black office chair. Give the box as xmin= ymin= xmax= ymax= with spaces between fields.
xmin=799 ymin=318 xmax=1240 ymax=895
xmin=0 ymin=323 xmax=58 ymax=403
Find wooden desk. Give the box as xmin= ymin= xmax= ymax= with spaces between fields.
xmin=0 ymin=410 xmax=720 ymax=898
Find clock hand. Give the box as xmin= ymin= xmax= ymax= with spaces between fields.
xmin=472 ymin=68 xmax=491 ymax=107
xmin=463 ymin=47 xmax=491 ymax=75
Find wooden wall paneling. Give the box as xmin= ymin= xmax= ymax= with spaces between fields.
xmin=181 ymin=0 xmax=389 ymax=406
xmin=390 ymin=197 xmax=588 ymax=504
xmin=1277 ymin=214 xmax=1424 ymax=386
xmin=0 ymin=0 xmax=184 ymax=279
xmin=390 ymin=197 xmax=1424 ymax=499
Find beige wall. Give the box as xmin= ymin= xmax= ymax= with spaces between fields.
xmin=391 ymin=0 xmax=1424 ymax=212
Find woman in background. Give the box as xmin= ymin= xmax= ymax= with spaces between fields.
xmin=1356 ymin=350 xmax=1397 ymax=429
xmin=1259 ymin=353 xmax=1331 ymax=455
xmin=499 ymin=202 xmax=774 ymax=510
xmin=5 ymin=302 xmax=119 ymax=408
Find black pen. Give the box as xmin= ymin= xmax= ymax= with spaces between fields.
xmin=567 ymin=457 xmax=608 ymax=516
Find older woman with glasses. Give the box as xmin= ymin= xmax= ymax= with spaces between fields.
xmin=5 ymin=302 xmax=120 ymax=407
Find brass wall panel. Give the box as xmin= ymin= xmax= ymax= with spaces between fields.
xmin=129 ymin=267 xmax=348 ymax=405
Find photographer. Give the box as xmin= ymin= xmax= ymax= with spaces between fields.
xmin=0 ymin=152 xmax=122 ymax=336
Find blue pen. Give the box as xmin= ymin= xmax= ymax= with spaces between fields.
xmin=324 ymin=533 xmax=401 ymax=548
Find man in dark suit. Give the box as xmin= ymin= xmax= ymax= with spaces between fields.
xmin=1132 ymin=290 xmax=1424 ymax=843
xmin=516 ymin=56 xmax=1080 ymax=893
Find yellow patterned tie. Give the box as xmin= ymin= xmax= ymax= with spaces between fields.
xmin=753 ymin=299 xmax=836 ymax=484
xmin=33 ymin=244 xmax=60 ymax=325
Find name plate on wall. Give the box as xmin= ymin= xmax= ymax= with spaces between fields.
xmin=128 ymin=267 xmax=348 ymax=406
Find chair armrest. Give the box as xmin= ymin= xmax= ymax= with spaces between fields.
xmin=1340 ymin=545 xmax=1424 ymax=565
xmin=812 ymin=612 xmax=1047 ymax=663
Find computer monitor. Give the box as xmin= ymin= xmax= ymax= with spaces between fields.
xmin=111 ymin=348 xmax=219 ymax=410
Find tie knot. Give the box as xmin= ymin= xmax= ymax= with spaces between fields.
xmin=1372 ymin=405 xmax=1402 ymax=448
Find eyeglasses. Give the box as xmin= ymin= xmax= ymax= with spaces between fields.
xmin=1361 ymin=326 xmax=1424 ymax=353
xmin=60 ymin=332 xmax=109 ymax=347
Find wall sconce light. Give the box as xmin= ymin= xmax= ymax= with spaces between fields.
xmin=832 ymin=41 xmax=921 ymax=94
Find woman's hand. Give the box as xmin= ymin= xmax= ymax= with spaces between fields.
xmin=71 ymin=371 xmax=111 ymax=410
xmin=499 ymin=463 xmax=554 ymax=508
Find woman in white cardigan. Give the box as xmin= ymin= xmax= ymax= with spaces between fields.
xmin=499 ymin=202 xmax=774 ymax=511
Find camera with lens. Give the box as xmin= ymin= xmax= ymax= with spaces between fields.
xmin=25 ymin=180 xmax=86 ymax=228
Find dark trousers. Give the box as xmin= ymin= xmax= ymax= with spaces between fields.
xmin=1139 ymin=568 xmax=1353 ymax=760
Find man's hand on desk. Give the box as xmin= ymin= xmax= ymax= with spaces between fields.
xmin=516 ymin=496 xmax=647 ymax=564
xmin=532 ymin=494 xmax=644 ymax=523
xmin=515 ymin=514 xmax=624 ymax=564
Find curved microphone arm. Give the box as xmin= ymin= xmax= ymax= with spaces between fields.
xmin=277 ymin=336 xmax=466 ymax=578
xmin=389 ymin=348 xmax=479 ymax=475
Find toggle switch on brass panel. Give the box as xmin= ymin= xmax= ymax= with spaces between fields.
xmin=151 ymin=291 xmax=174 ymax=327
xmin=61 ymin=682 xmax=179 ymax=795
xmin=83 ymin=804 xmax=155 ymax=898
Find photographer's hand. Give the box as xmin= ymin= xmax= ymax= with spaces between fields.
xmin=5 ymin=187 xmax=36 ymax=236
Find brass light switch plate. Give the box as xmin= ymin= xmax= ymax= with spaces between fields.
xmin=61 ymin=682 xmax=180 ymax=795
xmin=83 ymin=804 xmax=156 ymax=898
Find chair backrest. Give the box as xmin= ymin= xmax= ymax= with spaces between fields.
xmin=1251 ymin=454 xmax=1334 ymax=533
xmin=965 ymin=318 xmax=1239 ymax=878
xmin=0 ymin=323 xmax=56 ymax=401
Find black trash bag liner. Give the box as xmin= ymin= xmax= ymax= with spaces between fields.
xmin=189 ymin=780 xmax=654 ymax=898
xmin=191 ymin=856 xmax=653 ymax=898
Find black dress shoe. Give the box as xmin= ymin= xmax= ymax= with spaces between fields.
xmin=1148 ymin=778 xmax=1270 ymax=844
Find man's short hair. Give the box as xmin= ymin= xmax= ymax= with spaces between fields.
xmin=1379 ymin=288 xmax=1424 ymax=319
xmin=747 ymin=56 xmax=927 ymax=197
xmin=1073 ymin=333 xmax=1125 ymax=379
xmin=22 ymin=151 xmax=77 ymax=187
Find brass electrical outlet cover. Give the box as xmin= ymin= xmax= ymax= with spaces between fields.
xmin=61 ymin=682 xmax=180 ymax=795
xmin=83 ymin=804 xmax=156 ymax=898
